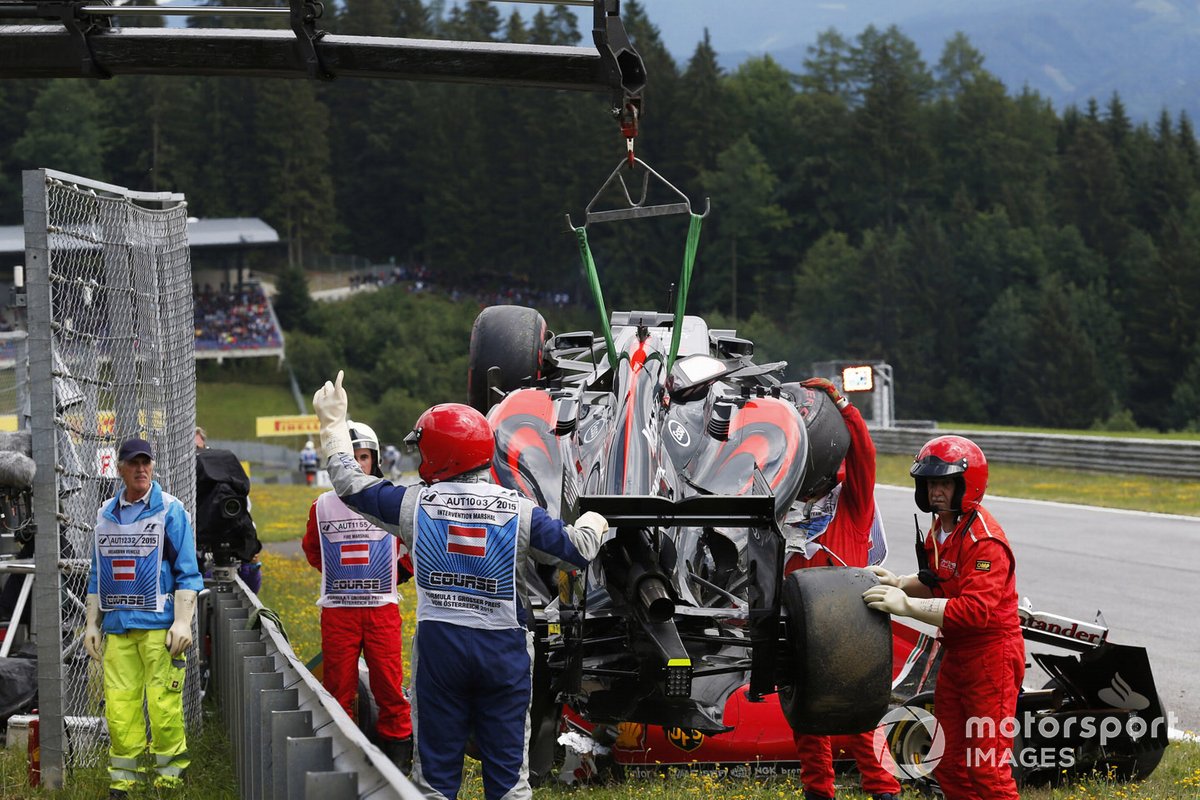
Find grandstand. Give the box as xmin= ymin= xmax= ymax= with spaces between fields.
xmin=0 ymin=217 xmax=285 ymax=364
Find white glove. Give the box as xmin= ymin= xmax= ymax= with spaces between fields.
xmin=863 ymin=584 xmax=911 ymax=615
xmin=312 ymin=370 xmax=352 ymax=459
xmin=867 ymin=565 xmax=900 ymax=587
xmin=574 ymin=511 xmax=609 ymax=537
xmin=863 ymin=584 xmax=947 ymax=627
xmin=164 ymin=589 xmax=197 ymax=657
xmin=84 ymin=593 xmax=104 ymax=662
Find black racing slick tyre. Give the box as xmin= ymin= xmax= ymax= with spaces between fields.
xmin=779 ymin=567 xmax=892 ymax=735
xmin=468 ymin=305 xmax=547 ymax=413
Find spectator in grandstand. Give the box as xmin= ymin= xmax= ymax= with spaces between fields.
xmin=193 ymin=281 xmax=282 ymax=352
xmin=301 ymin=420 xmax=414 ymax=771
xmin=84 ymin=437 xmax=203 ymax=798
xmin=864 ymin=435 xmax=1023 ymax=800
xmin=784 ymin=378 xmax=901 ymax=800
xmin=299 ymin=440 xmax=319 ymax=485
xmin=311 ymin=372 xmax=608 ymax=800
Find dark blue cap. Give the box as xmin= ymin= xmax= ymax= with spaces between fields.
xmin=118 ymin=437 xmax=154 ymax=462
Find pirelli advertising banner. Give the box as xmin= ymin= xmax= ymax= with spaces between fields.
xmin=256 ymin=414 xmax=321 ymax=437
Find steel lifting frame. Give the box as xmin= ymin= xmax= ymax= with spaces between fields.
xmin=0 ymin=0 xmax=645 ymax=117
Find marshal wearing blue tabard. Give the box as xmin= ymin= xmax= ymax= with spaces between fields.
xmin=411 ymin=481 xmax=521 ymax=630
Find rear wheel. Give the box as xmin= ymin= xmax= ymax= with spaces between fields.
xmin=778 ymin=567 xmax=891 ymax=735
xmin=886 ymin=691 xmax=940 ymax=785
xmin=468 ymin=305 xmax=547 ymax=413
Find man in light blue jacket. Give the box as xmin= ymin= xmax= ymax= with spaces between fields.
xmin=84 ymin=437 xmax=204 ymax=798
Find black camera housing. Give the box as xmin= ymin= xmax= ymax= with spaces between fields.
xmin=195 ymin=448 xmax=259 ymax=567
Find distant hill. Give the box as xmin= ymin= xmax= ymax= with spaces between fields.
xmin=640 ymin=0 xmax=1200 ymax=124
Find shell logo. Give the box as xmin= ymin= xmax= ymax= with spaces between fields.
xmin=614 ymin=722 xmax=645 ymax=750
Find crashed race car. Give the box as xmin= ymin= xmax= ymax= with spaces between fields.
xmin=467 ymin=300 xmax=894 ymax=781
xmin=543 ymin=602 xmax=1169 ymax=790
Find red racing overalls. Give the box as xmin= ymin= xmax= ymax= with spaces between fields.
xmin=923 ymin=506 xmax=1024 ymax=800
xmin=303 ymin=492 xmax=413 ymax=742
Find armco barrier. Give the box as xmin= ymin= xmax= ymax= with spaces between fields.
xmin=206 ymin=574 xmax=422 ymax=800
xmin=870 ymin=428 xmax=1200 ymax=480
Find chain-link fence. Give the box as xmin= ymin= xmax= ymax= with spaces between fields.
xmin=23 ymin=169 xmax=197 ymax=787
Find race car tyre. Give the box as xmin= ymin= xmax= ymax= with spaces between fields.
xmin=778 ymin=567 xmax=891 ymax=735
xmin=468 ymin=305 xmax=547 ymax=413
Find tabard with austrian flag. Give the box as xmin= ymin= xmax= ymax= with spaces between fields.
xmin=339 ymin=542 xmax=371 ymax=566
xmin=447 ymin=525 xmax=487 ymax=557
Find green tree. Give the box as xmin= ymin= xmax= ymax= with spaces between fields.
xmin=12 ymin=80 xmax=107 ymax=178
xmin=252 ymin=81 xmax=334 ymax=268
xmin=800 ymin=29 xmax=855 ymax=102
xmin=847 ymin=25 xmax=935 ymax=231
xmin=273 ymin=266 xmax=315 ymax=331
xmin=698 ymin=135 xmax=789 ymax=318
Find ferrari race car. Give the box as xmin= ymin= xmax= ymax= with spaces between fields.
xmin=467 ymin=302 xmax=894 ymax=781
xmin=883 ymin=601 xmax=1170 ymax=790
xmin=543 ymin=602 xmax=1169 ymax=789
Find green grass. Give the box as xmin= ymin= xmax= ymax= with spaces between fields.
xmin=195 ymin=381 xmax=301 ymax=442
xmin=5 ymin=733 xmax=1198 ymax=800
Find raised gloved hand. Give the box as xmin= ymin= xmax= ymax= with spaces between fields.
xmin=312 ymin=370 xmax=352 ymax=460
xmin=575 ymin=511 xmax=609 ymax=537
xmin=801 ymin=377 xmax=847 ymax=408
xmin=84 ymin=593 xmax=104 ymax=662
xmin=164 ymin=589 xmax=197 ymax=657
xmin=863 ymin=584 xmax=946 ymax=627
xmin=867 ymin=564 xmax=900 ymax=587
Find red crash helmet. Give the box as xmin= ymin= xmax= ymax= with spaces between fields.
xmin=910 ymin=435 xmax=988 ymax=513
xmin=405 ymin=403 xmax=495 ymax=484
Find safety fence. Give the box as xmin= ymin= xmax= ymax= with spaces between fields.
xmin=870 ymin=427 xmax=1200 ymax=480
xmin=24 ymin=168 xmax=199 ymax=786
xmin=205 ymin=572 xmax=421 ymax=799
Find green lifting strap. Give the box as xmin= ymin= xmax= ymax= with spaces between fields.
xmin=574 ymin=225 xmax=619 ymax=370
xmin=667 ymin=213 xmax=704 ymax=374
xmin=573 ymin=212 xmax=705 ymax=373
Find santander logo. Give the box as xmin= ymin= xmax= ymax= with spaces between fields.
xmin=1097 ymin=672 xmax=1151 ymax=710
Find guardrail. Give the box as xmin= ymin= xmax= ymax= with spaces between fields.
xmin=870 ymin=428 xmax=1200 ymax=480
xmin=206 ymin=573 xmax=422 ymax=800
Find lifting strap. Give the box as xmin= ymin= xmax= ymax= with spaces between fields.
xmin=572 ymin=212 xmax=703 ymax=373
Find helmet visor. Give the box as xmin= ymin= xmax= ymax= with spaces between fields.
xmin=403 ymin=428 xmax=421 ymax=451
xmin=909 ymin=455 xmax=967 ymax=478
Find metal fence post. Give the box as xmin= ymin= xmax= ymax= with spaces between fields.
xmin=305 ymin=771 xmax=357 ymax=800
xmin=259 ymin=688 xmax=299 ymax=800
xmin=287 ymin=737 xmax=334 ymax=800
xmin=271 ymin=710 xmax=313 ymax=800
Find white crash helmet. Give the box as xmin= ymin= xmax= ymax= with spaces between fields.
xmin=347 ymin=420 xmax=383 ymax=478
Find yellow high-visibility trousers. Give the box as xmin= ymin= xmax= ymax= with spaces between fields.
xmin=102 ymin=628 xmax=189 ymax=791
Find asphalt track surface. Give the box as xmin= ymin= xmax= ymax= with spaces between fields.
xmin=874 ymin=484 xmax=1199 ymax=735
